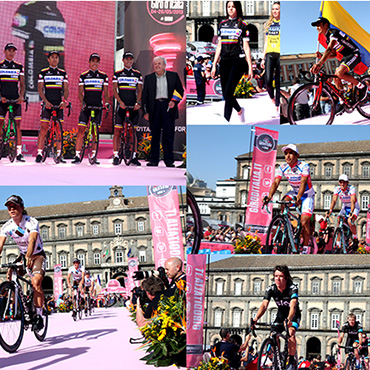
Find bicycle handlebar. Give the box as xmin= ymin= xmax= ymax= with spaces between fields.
xmin=338 ymin=345 xmax=357 ymax=351
xmin=85 ymin=105 xmax=110 ymax=119
xmin=47 ymin=102 xmax=72 ymax=117
xmin=3 ymin=97 xmax=29 ymax=112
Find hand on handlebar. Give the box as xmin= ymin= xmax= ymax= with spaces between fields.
xmin=1 ymin=97 xmax=6 ymax=104
xmin=315 ymin=51 xmax=323 ymax=59
xmin=105 ymin=103 xmax=111 ymax=112
xmin=310 ymin=63 xmax=322 ymax=75
xmin=262 ymin=196 xmax=270 ymax=206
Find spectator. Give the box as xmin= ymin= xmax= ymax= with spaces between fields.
xmin=289 ymin=77 xmax=310 ymax=120
xmin=213 ymin=328 xmax=241 ymax=370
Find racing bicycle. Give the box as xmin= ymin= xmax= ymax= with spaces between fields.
xmin=80 ymin=105 xmax=109 ymax=165
xmin=0 ymin=258 xmax=48 ymax=353
xmin=0 ymin=98 xmax=28 ymax=162
xmin=186 ymin=190 xmax=203 ymax=254
xmin=332 ymin=214 xmax=353 ymax=254
xmin=71 ymin=285 xmax=83 ymax=321
xmin=338 ymin=345 xmax=366 ymax=370
xmin=287 ymin=71 xmax=370 ymax=125
xmin=41 ymin=103 xmax=71 ymax=164
xmin=117 ymin=106 xmax=137 ymax=165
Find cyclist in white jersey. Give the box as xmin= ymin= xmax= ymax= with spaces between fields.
xmin=327 ymin=174 xmax=360 ymax=247
xmin=263 ymin=144 xmax=315 ymax=254
xmin=84 ymin=270 xmax=94 ymax=295
xmin=0 ymin=195 xmax=45 ymax=328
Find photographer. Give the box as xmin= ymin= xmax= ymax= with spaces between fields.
xmin=164 ymin=257 xmax=186 ymax=296
xmin=136 ymin=276 xmax=165 ymax=327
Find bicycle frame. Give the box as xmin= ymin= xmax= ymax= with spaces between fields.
xmin=333 ymin=215 xmax=351 ymax=254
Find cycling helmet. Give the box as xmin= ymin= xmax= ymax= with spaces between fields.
xmin=4 ymin=195 xmax=24 ymax=208
xmin=85 ymin=270 xmax=90 ymax=274
xmin=73 ymin=258 xmax=80 ymax=264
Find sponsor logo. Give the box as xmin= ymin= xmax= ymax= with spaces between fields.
xmin=146 ymin=1 xmax=185 ymax=26
xmin=35 ymin=20 xmax=66 ymax=39
xmin=151 ymin=210 xmax=162 ymax=221
xmin=156 ymin=242 xmax=166 ymax=252
xmin=12 ymin=13 xmax=28 ymax=27
xmin=117 ymin=77 xmax=138 ymax=84
xmin=128 ymin=259 xmax=137 ymax=268
xmin=148 ymin=185 xmax=174 ymax=197
xmin=255 ymin=133 xmax=276 ymax=153
xmin=54 ymin=265 xmax=61 ymax=273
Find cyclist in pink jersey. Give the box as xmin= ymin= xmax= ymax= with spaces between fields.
xmin=263 ymin=144 xmax=315 ymax=254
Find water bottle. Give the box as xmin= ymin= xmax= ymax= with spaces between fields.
xmin=12 ymin=1 xmax=66 ymax=102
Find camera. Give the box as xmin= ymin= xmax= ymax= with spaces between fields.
xmin=133 ymin=266 xmax=169 ymax=288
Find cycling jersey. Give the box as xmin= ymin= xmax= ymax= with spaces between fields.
xmin=38 ymin=66 xmax=68 ymax=105
xmin=79 ymin=69 xmax=108 ymax=106
xmin=68 ymin=265 xmax=85 ymax=281
xmin=0 ymin=215 xmax=44 ymax=255
xmin=325 ymin=29 xmax=359 ymax=57
xmin=193 ymin=62 xmax=205 ymax=84
xmin=276 ymin=160 xmax=315 ymax=197
xmin=265 ymin=19 xmax=280 ymax=54
xmin=0 ymin=59 xmax=24 ymax=99
xmin=218 ymin=18 xmax=249 ymax=60
xmin=112 ymin=67 xmax=142 ymax=107
xmin=341 ymin=321 xmax=363 ymax=347
xmin=84 ymin=276 xmax=92 ymax=287
xmin=359 ymin=337 xmax=370 ymax=357
xmin=334 ymin=185 xmax=359 ymax=207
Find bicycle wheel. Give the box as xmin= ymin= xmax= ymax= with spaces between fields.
xmin=41 ymin=130 xmax=51 ymax=162
xmin=287 ymin=83 xmax=336 ymax=125
xmin=51 ymin=119 xmax=63 ymax=164
xmin=107 ymin=297 xmax=117 ymax=308
xmin=356 ymin=76 xmax=370 ymax=119
xmin=0 ymin=281 xmax=25 ymax=353
xmin=86 ymin=121 xmax=99 ymax=165
xmin=187 ymin=190 xmax=203 ymax=254
xmin=34 ymin=308 xmax=48 ymax=341
xmin=257 ymin=338 xmax=276 ymax=370
xmin=72 ymin=296 xmax=78 ymax=321
xmin=265 ymin=215 xmax=289 ymax=254
xmin=332 ymin=227 xmax=346 ymax=254
xmin=7 ymin=119 xmax=17 ymax=162
xmin=122 ymin=123 xmax=136 ymax=165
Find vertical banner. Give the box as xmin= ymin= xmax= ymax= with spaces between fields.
xmin=127 ymin=257 xmax=139 ymax=295
xmin=367 ymin=205 xmax=370 ymax=245
xmin=186 ymin=254 xmax=206 ymax=369
xmin=245 ymin=127 xmax=279 ymax=244
xmin=124 ymin=276 xmax=130 ymax=298
xmin=124 ymin=1 xmax=186 ymax=154
xmin=53 ymin=264 xmax=63 ymax=300
xmin=147 ymin=186 xmax=185 ymax=268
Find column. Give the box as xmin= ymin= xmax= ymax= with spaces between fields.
xmin=323 ymin=300 xmax=328 ymax=329
xmin=225 ymin=300 xmax=230 ymax=326
xmin=51 ymin=220 xmax=55 ymax=239
xmin=68 ymin=219 xmax=73 ymax=237
xmin=323 ymin=272 xmax=329 ymax=295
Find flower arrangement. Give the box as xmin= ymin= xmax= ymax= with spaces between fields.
xmin=234 ymin=74 xmax=254 ymax=98
xmin=197 ymin=356 xmax=230 ymax=370
xmin=57 ymin=301 xmax=72 ymax=312
xmin=137 ymin=133 xmax=164 ymax=161
xmin=139 ymin=282 xmax=186 ymax=367
xmin=234 ymin=232 xmax=262 ymax=254
xmin=356 ymin=244 xmax=370 ymax=254
xmin=62 ymin=128 xmax=78 ymax=158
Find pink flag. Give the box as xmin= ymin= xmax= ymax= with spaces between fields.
xmin=147 ymin=186 xmax=185 ymax=268
xmin=245 ymin=127 xmax=279 ymax=244
xmin=53 ymin=264 xmax=63 ymax=301
xmin=127 ymin=257 xmax=139 ymax=295
xmin=367 ymin=206 xmax=370 ymax=246
xmin=186 ymin=254 xmax=207 ymax=369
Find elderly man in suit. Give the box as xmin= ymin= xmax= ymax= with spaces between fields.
xmin=142 ymin=56 xmax=184 ymax=167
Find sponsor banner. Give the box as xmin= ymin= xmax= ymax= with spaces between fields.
xmin=367 ymin=206 xmax=370 ymax=245
xmin=0 ymin=1 xmax=115 ymax=132
xmin=186 ymin=254 xmax=206 ymax=369
xmin=127 ymin=257 xmax=139 ymax=294
xmin=186 ymin=76 xmax=223 ymax=100
xmin=124 ymin=1 xmax=186 ymax=154
xmin=186 ymin=241 xmax=234 ymax=255
xmin=245 ymin=127 xmax=279 ymax=244
xmin=53 ymin=264 xmax=63 ymax=301
xmin=147 ymin=186 xmax=184 ymax=268
xmin=124 ymin=276 xmax=130 ymax=297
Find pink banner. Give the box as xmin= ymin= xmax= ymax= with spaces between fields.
xmin=53 ymin=264 xmax=63 ymax=300
xmin=147 ymin=186 xmax=184 ymax=268
xmin=186 ymin=254 xmax=207 ymax=369
xmin=367 ymin=206 xmax=370 ymax=245
xmin=200 ymin=241 xmax=234 ymax=253
xmin=124 ymin=277 xmax=130 ymax=298
xmin=186 ymin=76 xmax=223 ymax=100
xmin=127 ymin=257 xmax=139 ymax=296
xmin=245 ymin=127 xmax=279 ymax=244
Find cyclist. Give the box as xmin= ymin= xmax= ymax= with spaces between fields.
xmin=359 ymin=332 xmax=370 ymax=370
xmin=84 ymin=270 xmax=94 ymax=311
xmin=326 ymin=174 xmax=360 ymax=249
xmin=72 ymin=53 xmax=109 ymax=164
xmin=251 ymin=265 xmax=301 ymax=370
xmin=263 ymin=144 xmax=315 ymax=254
xmin=338 ymin=314 xmax=363 ymax=367
xmin=0 ymin=195 xmax=45 ymax=330
xmin=112 ymin=51 xmax=142 ymax=166
xmin=0 ymin=43 xmax=25 ymax=162
xmin=36 ymin=51 xmax=69 ymax=163
xmin=310 ymin=17 xmax=368 ymax=102
xmin=67 ymin=257 xmax=85 ymax=318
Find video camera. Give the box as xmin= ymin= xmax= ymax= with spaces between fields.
xmin=133 ymin=266 xmax=169 ymax=288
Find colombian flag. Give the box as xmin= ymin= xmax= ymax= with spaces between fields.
xmin=318 ymin=1 xmax=370 ymax=75
xmin=171 ymin=89 xmax=182 ymax=102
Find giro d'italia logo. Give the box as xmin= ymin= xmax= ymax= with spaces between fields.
xmin=255 ymin=134 xmax=276 ymax=153
xmin=148 ymin=185 xmax=175 ymax=197
xmin=128 ymin=259 xmax=137 ymax=268
xmin=146 ymin=1 xmax=185 ymax=26
xmin=54 ymin=266 xmax=61 ymax=273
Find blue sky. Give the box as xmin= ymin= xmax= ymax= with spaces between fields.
xmin=188 ymin=125 xmax=370 ymax=190
xmin=282 ymin=1 xmax=370 ymax=55
xmin=0 ymin=186 xmax=187 ymax=210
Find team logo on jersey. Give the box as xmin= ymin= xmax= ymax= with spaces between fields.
xmin=255 ymin=134 xmax=277 ymax=153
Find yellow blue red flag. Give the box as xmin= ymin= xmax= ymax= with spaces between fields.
xmin=319 ymin=1 xmax=370 ymax=74
xmin=171 ymin=90 xmax=182 ymax=102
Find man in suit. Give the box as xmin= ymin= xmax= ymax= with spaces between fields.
xmin=142 ymin=56 xmax=184 ymax=167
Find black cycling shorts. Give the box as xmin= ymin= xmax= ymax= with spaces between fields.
xmin=40 ymin=106 xmax=64 ymax=123
xmin=0 ymin=102 xmax=21 ymax=120
xmin=273 ymin=309 xmax=301 ymax=332
xmin=341 ymin=53 xmax=361 ymax=72
xmin=78 ymin=107 xmax=103 ymax=127
xmin=114 ymin=108 xmax=138 ymax=128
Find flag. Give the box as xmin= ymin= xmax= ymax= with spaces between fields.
xmin=102 ymin=248 xmax=109 ymax=258
xmin=127 ymin=248 xmax=132 ymax=258
xmin=171 ymin=89 xmax=182 ymax=102
xmin=97 ymin=275 xmax=102 ymax=287
xmin=319 ymin=1 xmax=370 ymax=75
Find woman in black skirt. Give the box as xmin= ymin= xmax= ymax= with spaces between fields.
xmin=211 ymin=1 xmax=253 ymax=123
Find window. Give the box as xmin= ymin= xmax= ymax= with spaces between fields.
xmin=115 ymin=250 xmax=124 ymax=263
xmin=331 ymin=313 xmax=340 ymax=330
xmin=325 ymin=166 xmax=332 ymax=178
xmin=354 ymin=280 xmax=362 ymax=293
xmin=311 ymin=313 xmax=319 ymax=329
xmin=324 ymin=194 xmax=332 ymax=209
xmin=41 ymin=227 xmax=48 ymax=241
xmin=241 ymin=192 xmax=247 ymax=207
xmin=137 ymin=221 xmax=145 ymax=232
xmin=76 ymin=225 xmax=84 ymax=237
xmin=77 ymin=253 xmax=85 ymax=266
xmin=60 ymin=254 xmax=67 ymax=268
xmin=362 ymin=223 xmax=367 ymax=238
xmin=288 ymin=65 xmax=293 ymax=71
xmin=216 ymin=280 xmax=224 ymax=295
xmin=8 ymin=255 xmax=16 ymax=263
xmin=92 ymin=224 xmax=99 ymax=235
xmin=363 ymin=166 xmax=369 ymax=178
xmin=343 ymin=165 xmax=351 ymax=177
xmin=115 ymin=223 xmax=122 ymax=235
xmin=94 ymin=253 xmax=101 ymax=265
xmin=355 ymin=313 xmax=362 ymax=323
xmin=58 ymin=226 xmax=66 ymax=239
xmin=214 ymin=310 xmax=222 ymax=327
xmin=310 ymin=165 xmax=315 ymax=177
xmin=312 ymin=281 xmax=320 ymax=294
xmin=45 ymin=255 xmax=50 ymax=270
xmin=253 ymin=281 xmax=261 ymax=294
xmin=361 ymin=195 xmax=369 ymax=210
xmin=139 ymin=250 xmax=146 ymax=263
xmin=234 ymin=281 xmax=242 ymax=296
xmin=333 ymin=281 xmax=341 ymax=294
xmin=232 ymin=310 xmax=241 ymax=328
xmin=243 ymin=166 xmax=249 ymax=179
xmin=202 ymin=0 xmax=210 ymax=16
xmin=245 ymin=1 xmax=254 ymax=15
xmin=271 ymin=309 xmax=277 ymax=323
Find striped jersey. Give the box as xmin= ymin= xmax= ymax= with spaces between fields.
xmin=113 ymin=67 xmax=142 ymax=106
xmin=0 ymin=59 xmax=24 ymax=99
xmin=38 ymin=66 xmax=68 ymax=105
xmin=334 ymin=184 xmax=358 ymax=207
xmin=79 ymin=69 xmax=108 ymax=106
